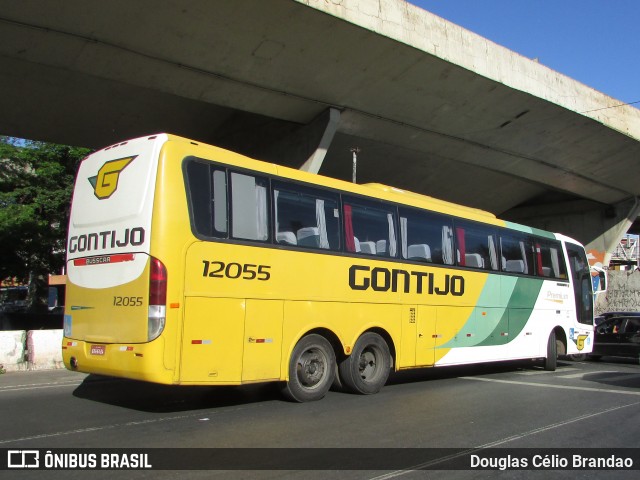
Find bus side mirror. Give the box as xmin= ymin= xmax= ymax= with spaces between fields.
xmin=591 ymin=266 xmax=607 ymax=295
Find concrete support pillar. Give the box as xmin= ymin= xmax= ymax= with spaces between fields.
xmin=584 ymin=197 xmax=640 ymax=268
xmin=209 ymin=107 xmax=341 ymax=173
xmin=504 ymin=196 xmax=640 ymax=268
xmin=299 ymin=108 xmax=341 ymax=174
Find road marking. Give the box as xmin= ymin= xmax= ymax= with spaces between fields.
xmin=459 ymin=376 xmax=640 ymax=395
xmin=563 ymin=370 xmax=619 ymax=380
xmin=0 ymin=381 xmax=84 ymax=393
xmin=556 ymin=372 xmax=586 ymax=378
xmin=0 ymin=403 xmax=265 ymax=445
xmin=516 ymin=367 xmax=578 ymax=376
xmin=368 ymin=400 xmax=640 ymax=480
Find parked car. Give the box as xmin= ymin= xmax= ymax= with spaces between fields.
xmin=0 ymin=286 xmax=28 ymax=313
xmin=566 ymin=312 xmax=640 ymax=361
xmin=589 ymin=315 xmax=640 ymax=361
xmin=595 ymin=311 xmax=640 ymax=325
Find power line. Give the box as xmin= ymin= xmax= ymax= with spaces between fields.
xmin=581 ymin=100 xmax=640 ymax=114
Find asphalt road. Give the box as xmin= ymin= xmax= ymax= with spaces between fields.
xmin=1 ymin=357 xmax=639 ymax=479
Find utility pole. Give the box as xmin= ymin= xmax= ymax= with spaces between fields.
xmin=350 ymin=147 xmax=360 ymax=183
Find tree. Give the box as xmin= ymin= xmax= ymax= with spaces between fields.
xmin=0 ymin=137 xmax=91 ymax=310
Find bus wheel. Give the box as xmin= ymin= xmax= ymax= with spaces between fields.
xmin=281 ymin=334 xmax=336 ymax=402
xmin=338 ymin=332 xmax=391 ymax=395
xmin=543 ymin=331 xmax=558 ymax=371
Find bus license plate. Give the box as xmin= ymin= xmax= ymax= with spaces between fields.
xmin=90 ymin=345 xmax=106 ymax=356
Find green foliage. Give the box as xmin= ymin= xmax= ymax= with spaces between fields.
xmin=0 ymin=137 xmax=91 ymax=287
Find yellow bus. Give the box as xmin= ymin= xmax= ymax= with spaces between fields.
xmin=63 ymin=134 xmax=598 ymax=402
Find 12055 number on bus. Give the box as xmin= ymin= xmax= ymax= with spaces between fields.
xmin=202 ymin=261 xmax=271 ymax=281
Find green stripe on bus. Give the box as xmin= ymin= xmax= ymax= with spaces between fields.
xmin=477 ymin=276 xmax=544 ymax=346
xmin=504 ymin=221 xmax=556 ymax=240
xmin=438 ymin=275 xmax=544 ymax=349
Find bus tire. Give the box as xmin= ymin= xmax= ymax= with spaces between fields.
xmin=338 ymin=332 xmax=391 ymax=395
xmin=543 ymin=331 xmax=558 ymax=371
xmin=281 ymin=334 xmax=336 ymax=403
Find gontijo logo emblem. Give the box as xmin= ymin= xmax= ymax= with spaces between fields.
xmin=88 ymin=156 xmax=137 ymax=199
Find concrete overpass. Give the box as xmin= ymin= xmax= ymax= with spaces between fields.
xmin=1 ymin=0 xmax=639 ymax=265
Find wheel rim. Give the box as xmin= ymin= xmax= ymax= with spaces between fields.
xmin=358 ymin=347 xmax=379 ymax=381
xmin=296 ymin=347 xmax=328 ymax=389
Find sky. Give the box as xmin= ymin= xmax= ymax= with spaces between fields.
xmin=409 ymin=0 xmax=639 ymax=107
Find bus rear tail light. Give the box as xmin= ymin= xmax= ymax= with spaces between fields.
xmin=148 ymin=257 xmax=167 ymax=341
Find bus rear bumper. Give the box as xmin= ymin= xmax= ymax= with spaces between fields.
xmin=62 ymin=337 xmax=174 ymax=384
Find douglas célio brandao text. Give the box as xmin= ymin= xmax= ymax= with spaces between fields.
xmin=470 ymin=453 xmax=634 ymax=470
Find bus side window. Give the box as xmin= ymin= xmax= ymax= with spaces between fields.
xmin=454 ymin=221 xmax=498 ymax=271
xmin=398 ymin=207 xmax=453 ymax=265
xmin=344 ymin=198 xmax=397 ymax=257
xmin=212 ymin=170 xmax=228 ymax=235
xmin=500 ymin=233 xmax=534 ymax=275
xmin=534 ymin=240 xmax=568 ymax=279
xmin=230 ymin=172 xmax=270 ymax=242
xmin=273 ymin=182 xmax=340 ymax=251
xmin=184 ymin=160 xmax=228 ymax=238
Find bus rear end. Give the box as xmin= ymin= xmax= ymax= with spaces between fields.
xmin=63 ymin=135 xmax=171 ymax=383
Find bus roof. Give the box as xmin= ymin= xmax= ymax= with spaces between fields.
xmin=157 ymin=134 xmax=547 ymax=234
